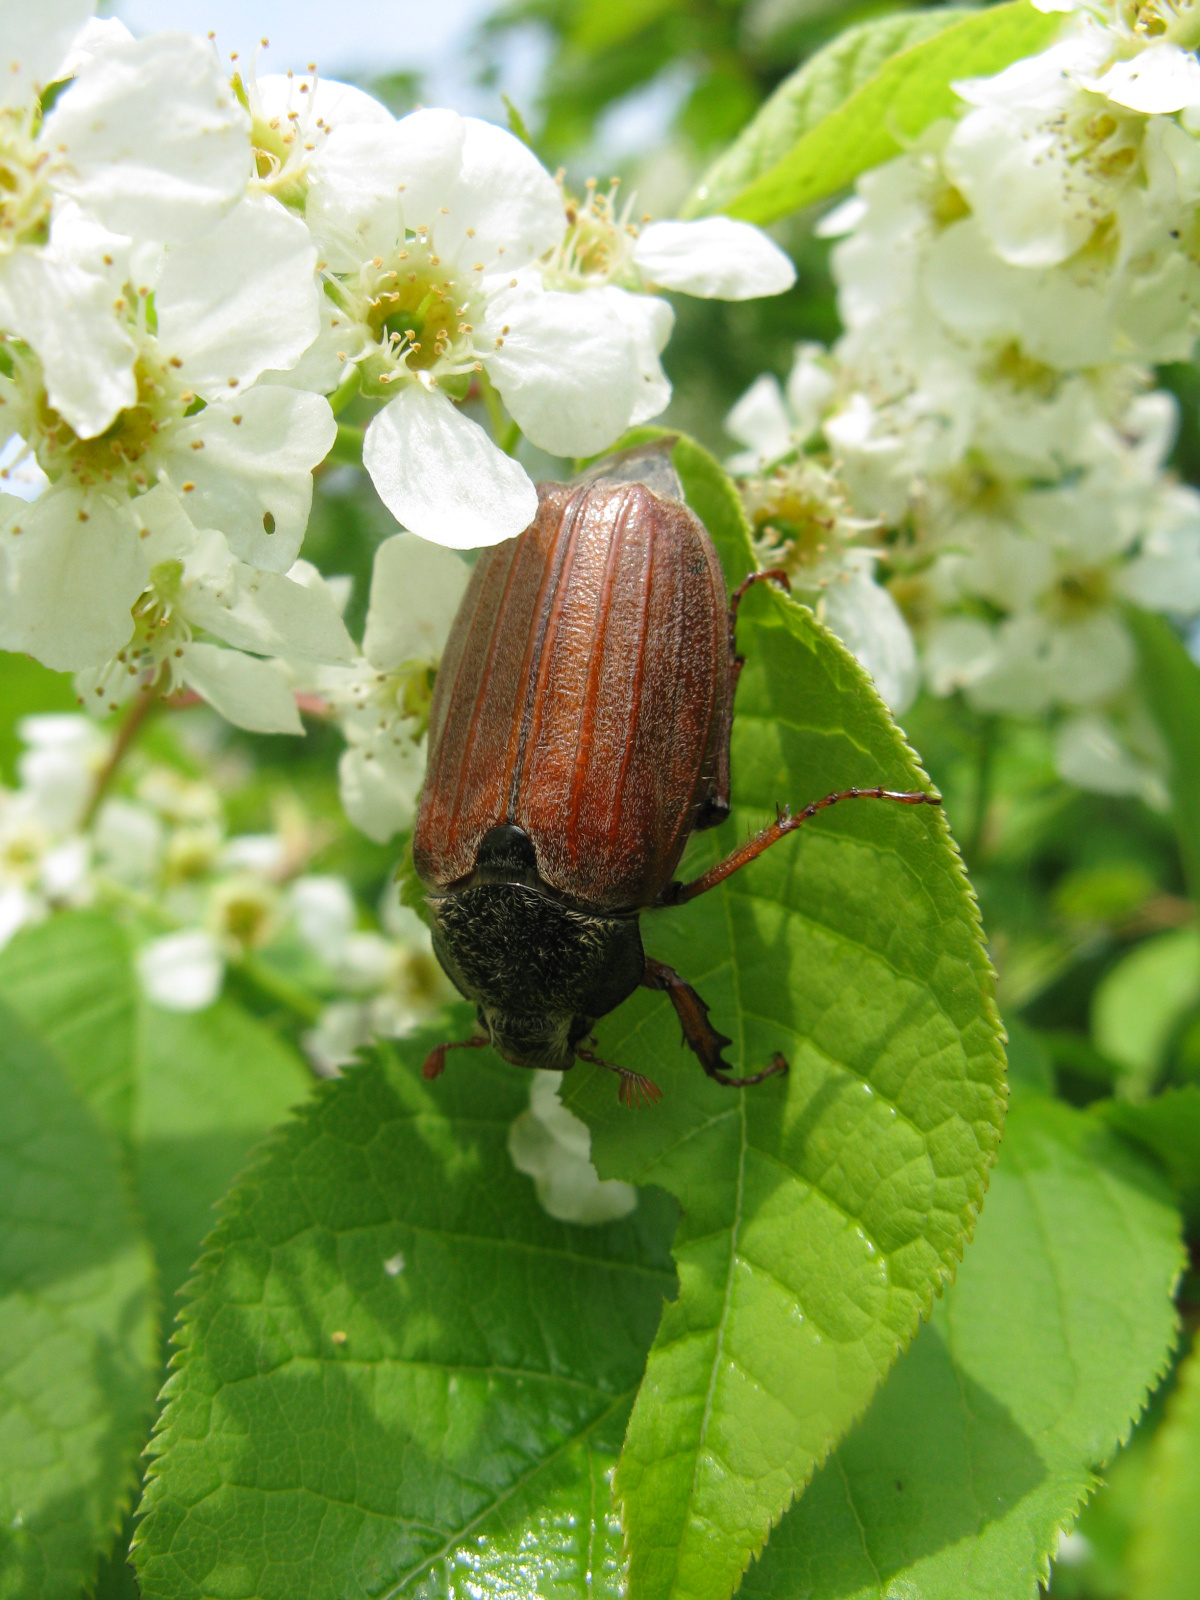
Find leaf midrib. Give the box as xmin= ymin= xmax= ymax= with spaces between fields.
xmin=382 ymin=1388 xmax=636 ymax=1599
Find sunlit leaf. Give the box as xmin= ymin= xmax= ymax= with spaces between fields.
xmin=133 ymin=1044 xmax=678 ymax=1600
xmin=683 ymin=9 xmax=969 ymax=218
xmin=0 ymin=1000 xmax=158 ymax=1599
xmin=559 ymin=435 xmax=1004 ymax=1600
xmin=686 ymin=1 xmax=1061 ymax=224
xmin=738 ymin=1091 xmax=1183 ymax=1600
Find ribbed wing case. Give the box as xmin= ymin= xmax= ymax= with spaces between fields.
xmin=413 ymin=477 xmax=729 ymax=911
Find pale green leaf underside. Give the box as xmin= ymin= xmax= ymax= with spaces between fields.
xmin=739 ymin=1092 xmax=1183 ymax=1600
xmin=134 ymin=1047 xmax=678 ymax=1600
xmin=557 ymin=438 xmax=1004 ymax=1600
xmin=1130 ymin=1331 xmax=1200 ymax=1600
xmin=683 ymin=9 xmax=969 ymax=219
xmin=0 ymin=1000 xmax=158 ymax=1600
xmin=690 ymin=0 xmax=1060 ymax=224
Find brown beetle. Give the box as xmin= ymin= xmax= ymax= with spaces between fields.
xmin=413 ymin=443 xmax=938 ymax=1106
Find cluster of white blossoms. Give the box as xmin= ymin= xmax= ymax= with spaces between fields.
xmin=0 ymin=709 xmax=450 ymax=1066
xmin=727 ymin=0 xmax=1200 ymax=805
xmin=0 ymin=3 xmax=794 ymax=752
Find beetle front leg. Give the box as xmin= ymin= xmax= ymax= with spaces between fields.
xmin=642 ymin=957 xmax=787 ymax=1089
xmin=659 ymin=786 xmax=942 ymax=905
xmin=694 ymin=568 xmax=791 ymax=831
xmin=575 ymin=1047 xmax=662 ymax=1108
xmin=422 ymin=1034 xmax=489 ymax=1080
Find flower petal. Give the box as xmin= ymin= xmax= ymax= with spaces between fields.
xmin=508 ymin=1072 xmax=637 ymax=1224
xmin=633 ymin=217 xmax=796 ymax=299
xmin=180 ymin=640 xmax=302 ymax=734
xmin=944 ymin=106 xmax=1095 ymax=268
xmin=155 ymin=192 xmax=320 ymax=398
xmin=1093 ymin=41 xmax=1200 ymax=114
xmin=483 ymin=284 xmax=637 ymax=456
xmin=725 ymin=373 xmax=792 ymax=464
xmin=0 ymin=487 xmax=144 ymax=671
xmin=304 ymin=118 xmax=426 ymax=269
xmin=338 ymin=737 xmax=425 ymax=843
xmin=363 ymin=532 xmax=470 ymax=671
xmin=0 ymin=0 xmax=94 ymax=111
xmin=362 ymin=387 xmax=538 ymax=549
xmin=601 ymin=287 xmax=674 ymax=427
xmin=435 ymin=115 xmax=563 ymax=271
xmin=188 ymin=558 xmax=358 ymax=664
xmin=0 ymin=211 xmax=136 ymax=439
xmin=44 ymin=32 xmax=250 ymax=242
xmin=820 ymin=552 xmax=918 ymax=713
xmin=137 ymin=929 xmax=224 ymax=1011
xmin=166 ymin=387 xmax=336 ymax=570
xmin=255 ymin=73 xmax=392 ymax=131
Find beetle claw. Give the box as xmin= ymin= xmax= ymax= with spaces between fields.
xmin=576 ymin=1046 xmax=661 ymax=1109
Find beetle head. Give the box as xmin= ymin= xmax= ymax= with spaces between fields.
xmin=477 ymin=1006 xmax=591 ymax=1072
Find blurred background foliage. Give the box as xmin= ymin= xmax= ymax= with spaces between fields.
xmin=11 ymin=2 xmax=1191 ymax=1592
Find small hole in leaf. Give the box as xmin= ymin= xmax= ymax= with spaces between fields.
xmin=263 ymin=511 xmax=275 ymax=534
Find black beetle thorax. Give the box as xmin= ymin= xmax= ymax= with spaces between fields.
xmin=427 ymin=879 xmax=645 ymax=1069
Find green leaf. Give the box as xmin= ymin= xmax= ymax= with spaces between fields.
xmin=1091 ymin=928 xmax=1200 ymax=1097
xmin=683 ymin=9 xmax=970 ymax=219
xmin=1128 ymin=607 xmax=1200 ymax=902
xmin=0 ymin=999 xmax=158 ymax=1600
xmin=0 ymin=912 xmax=314 ymax=1308
xmin=1101 ymin=1085 xmax=1200 ymax=1232
xmin=134 ymin=997 xmax=315 ymax=1308
xmin=738 ymin=1091 xmax=1183 ymax=1600
xmin=688 ymin=1 xmax=1061 ymax=224
xmin=0 ymin=651 xmax=78 ymax=785
xmin=1130 ymin=1331 xmax=1200 ymax=1600
xmin=133 ymin=1043 xmax=678 ymax=1600
xmin=0 ymin=911 xmax=138 ymax=1141
xmin=560 ymin=438 xmax=1004 ymax=1600
xmin=569 ymin=0 xmax=676 ymax=52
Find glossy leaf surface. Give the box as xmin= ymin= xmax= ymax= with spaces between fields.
xmin=740 ymin=1092 xmax=1183 ymax=1599
xmin=561 ymin=437 xmax=1005 ymax=1600
xmin=134 ymin=1046 xmax=677 ymax=1600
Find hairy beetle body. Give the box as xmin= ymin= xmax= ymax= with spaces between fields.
xmin=414 ymin=475 xmax=729 ymax=909
xmin=413 ymin=444 xmax=940 ymax=1102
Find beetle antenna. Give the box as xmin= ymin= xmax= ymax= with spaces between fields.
xmin=575 ymin=1046 xmax=662 ymax=1108
xmin=658 ymin=786 xmax=943 ymax=905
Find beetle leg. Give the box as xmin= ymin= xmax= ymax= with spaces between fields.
xmin=659 ymin=786 xmax=942 ymax=906
xmin=642 ymin=957 xmax=788 ymax=1089
xmin=575 ymin=1046 xmax=663 ymax=1109
xmin=694 ymin=568 xmax=791 ymax=831
xmin=422 ymin=1035 xmax=489 ymax=1081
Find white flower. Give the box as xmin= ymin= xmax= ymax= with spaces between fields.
xmin=0 ymin=18 xmax=253 ymax=439
xmin=0 ymin=200 xmax=333 ymax=673
xmin=509 ymin=1071 xmax=637 ymax=1224
xmin=73 ymin=488 xmax=354 ymax=730
xmin=541 ymin=179 xmax=796 ymax=439
xmin=138 ymin=927 xmax=224 ymax=1011
xmin=1054 ymin=711 xmax=1170 ymax=808
xmin=309 ymin=532 xmax=469 ymax=842
xmin=300 ymin=107 xmax=645 ymax=547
